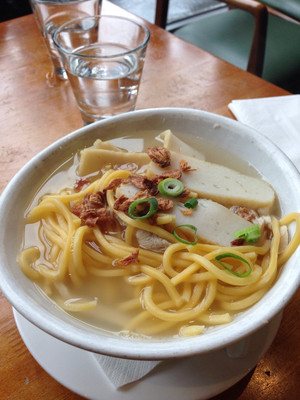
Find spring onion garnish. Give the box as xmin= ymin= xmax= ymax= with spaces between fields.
xmin=173 ymin=224 xmax=198 ymax=245
xmin=184 ymin=197 xmax=198 ymax=209
xmin=234 ymin=224 xmax=261 ymax=243
xmin=158 ymin=178 xmax=184 ymax=197
xmin=128 ymin=198 xmax=158 ymax=219
xmin=215 ymin=253 xmax=252 ymax=277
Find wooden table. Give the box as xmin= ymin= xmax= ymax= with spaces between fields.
xmin=0 ymin=1 xmax=299 ymax=399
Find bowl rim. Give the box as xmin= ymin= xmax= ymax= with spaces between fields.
xmin=1 ymin=107 xmax=300 ymax=360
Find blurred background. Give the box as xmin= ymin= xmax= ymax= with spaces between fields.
xmin=1 ymin=1 xmax=298 ymax=93
xmin=0 ymin=0 xmax=226 ymax=28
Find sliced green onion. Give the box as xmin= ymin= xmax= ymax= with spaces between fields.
xmin=184 ymin=197 xmax=198 ymax=209
xmin=173 ymin=224 xmax=198 ymax=245
xmin=234 ymin=224 xmax=261 ymax=243
xmin=128 ymin=198 xmax=158 ymax=219
xmin=158 ymin=178 xmax=184 ymax=197
xmin=215 ymin=252 xmax=252 ymax=277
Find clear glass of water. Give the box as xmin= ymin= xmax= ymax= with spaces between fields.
xmin=54 ymin=15 xmax=150 ymax=124
xmin=29 ymin=0 xmax=101 ymax=80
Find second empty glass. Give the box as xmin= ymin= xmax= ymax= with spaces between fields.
xmin=30 ymin=0 xmax=101 ymax=79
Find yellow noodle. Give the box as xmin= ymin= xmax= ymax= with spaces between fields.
xmin=141 ymin=265 xmax=184 ymax=307
xmin=181 ymin=252 xmax=262 ymax=286
xmin=83 ymin=243 xmax=113 ymax=265
xmin=48 ymin=243 xmax=60 ymax=263
xmin=43 ymin=227 xmax=65 ymax=248
xmin=120 ymin=291 xmax=170 ymax=314
xmin=45 ymin=215 xmax=68 ymax=239
xmin=197 ymin=312 xmax=232 ymax=325
xmin=125 ymin=299 xmax=175 ymax=331
xmin=93 ymin=228 xmax=132 ymax=260
xmin=70 ymin=226 xmax=90 ymax=280
xmin=43 ymin=215 xmax=76 ymax=279
xmin=181 ymin=281 xmax=192 ymax=303
xmin=17 ymin=247 xmax=43 ymax=281
xmin=86 ymin=265 xmax=129 ymax=277
xmin=56 ymin=213 xmax=69 ymax=232
xmin=106 ymin=235 xmax=162 ymax=266
xmin=177 ymin=283 xmax=204 ymax=312
xmin=218 ymin=288 xmax=268 ymax=311
xmin=84 ymin=254 xmax=129 ymax=278
xmin=187 ymin=271 xmax=219 ymax=283
xmin=171 ymin=262 xmax=201 ymax=286
xmin=163 ymin=243 xmax=188 ymax=277
xmin=278 ymin=212 xmax=300 ymax=266
xmin=125 ymin=274 xmax=153 ymax=286
xmin=143 ymin=281 xmax=217 ymax=322
xmin=124 ymin=224 xmax=136 ymax=246
xmin=179 ymin=325 xmax=205 ymax=336
xmin=244 ymin=252 xmax=258 ymax=264
xmin=156 ymin=213 xmax=176 ymax=225
xmin=191 ymin=240 xmax=271 ymax=256
xmin=62 ymin=298 xmax=98 ymax=312
xmin=43 ymin=169 xmax=127 ymax=203
xmin=99 ymin=169 xmax=131 ymax=190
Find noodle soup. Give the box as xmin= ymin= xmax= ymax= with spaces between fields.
xmin=18 ymin=130 xmax=300 ymax=338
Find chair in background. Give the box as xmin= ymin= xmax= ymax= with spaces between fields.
xmin=259 ymin=0 xmax=300 ymax=22
xmin=0 ymin=0 xmax=32 ymax=22
xmin=155 ymin=0 xmax=300 ymax=93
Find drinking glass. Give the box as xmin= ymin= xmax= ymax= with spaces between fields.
xmin=54 ymin=15 xmax=150 ymax=124
xmin=29 ymin=0 xmax=101 ymax=80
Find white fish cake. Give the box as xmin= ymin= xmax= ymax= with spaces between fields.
xmin=173 ymin=199 xmax=252 ymax=247
xmin=147 ymin=150 xmax=275 ymax=211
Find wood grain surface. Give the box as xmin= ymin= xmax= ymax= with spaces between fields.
xmin=0 ymin=1 xmax=299 ymax=399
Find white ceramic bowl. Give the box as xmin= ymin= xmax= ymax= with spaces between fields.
xmin=1 ymin=108 xmax=300 ymax=361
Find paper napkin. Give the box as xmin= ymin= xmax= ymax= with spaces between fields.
xmin=228 ymin=95 xmax=300 ymax=169
xmin=93 ymin=353 xmax=161 ymax=389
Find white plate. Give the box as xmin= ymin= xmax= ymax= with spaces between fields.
xmin=14 ymin=309 xmax=282 ymax=400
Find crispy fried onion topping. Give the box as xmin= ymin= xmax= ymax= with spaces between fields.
xmin=105 ymin=175 xmax=159 ymax=196
xmin=74 ymin=177 xmax=91 ymax=192
xmin=147 ymin=146 xmax=171 ymax=168
xmin=179 ymin=160 xmax=197 ymax=172
xmin=152 ymin=169 xmax=182 ymax=184
xmin=180 ymin=208 xmax=193 ymax=216
xmin=71 ymin=191 xmax=115 ymax=231
xmin=113 ymin=191 xmax=149 ymax=212
xmin=104 ymin=178 xmax=123 ymax=192
xmin=230 ymin=238 xmax=245 ymax=246
xmin=230 ymin=206 xmax=258 ymax=222
xmin=116 ymin=250 xmax=139 ymax=266
xmin=126 ymin=175 xmax=159 ymax=196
